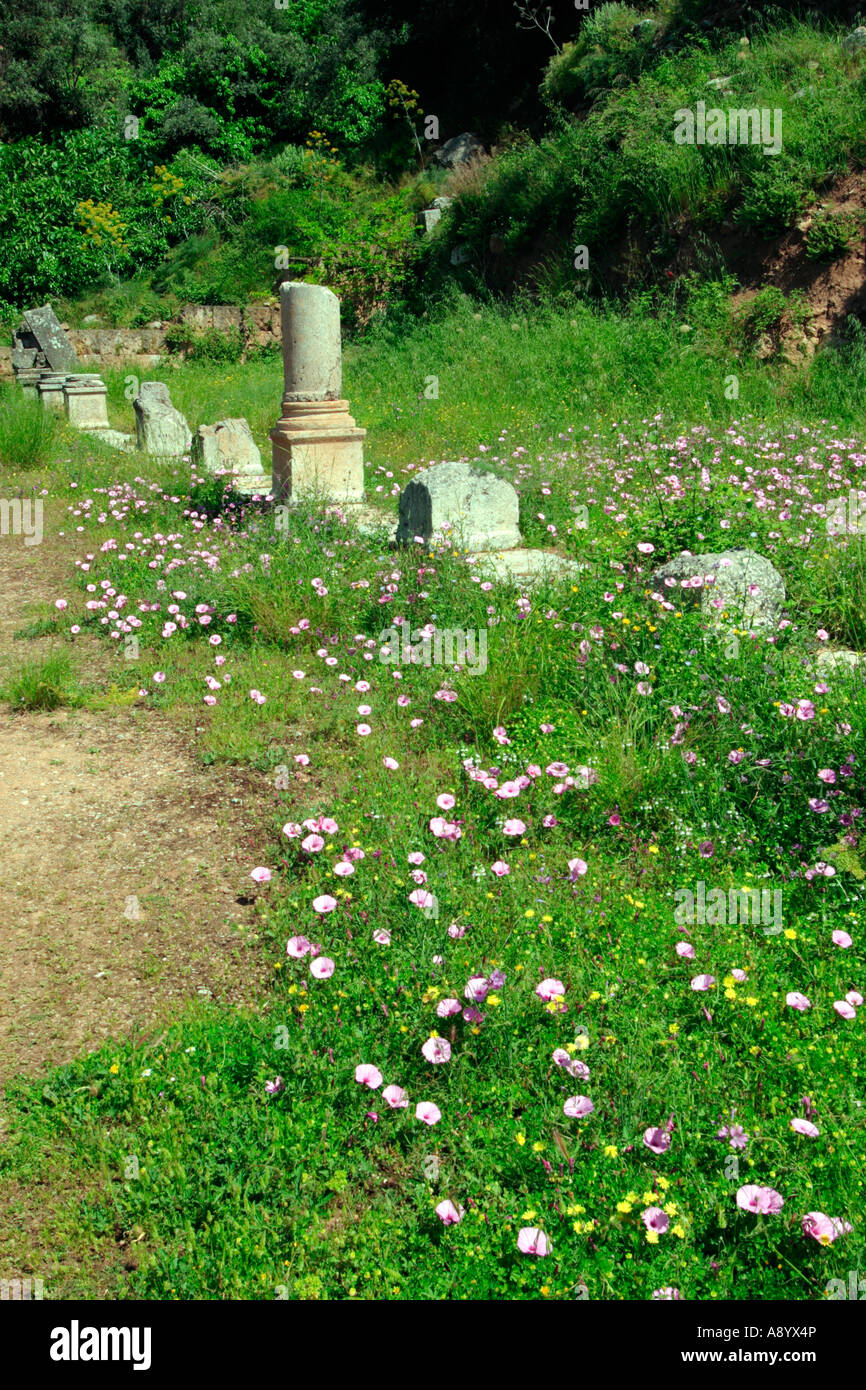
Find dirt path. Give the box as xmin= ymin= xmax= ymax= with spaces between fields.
xmin=0 ymin=505 xmax=271 ymax=1087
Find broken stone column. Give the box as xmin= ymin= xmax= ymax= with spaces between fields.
xmin=192 ymin=418 xmax=270 ymax=495
xmin=36 ymin=371 xmax=69 ymax=411
xmin=269 ymin=282 xmax=366 ymax=503
xmin=63 ymin=374 xmax=110 ymax=430
xmin=134 ymin=381 xmax=192 ymax=457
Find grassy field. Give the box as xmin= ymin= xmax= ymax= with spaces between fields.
xmin=1 ymin=295 xmax=865 ymax=1301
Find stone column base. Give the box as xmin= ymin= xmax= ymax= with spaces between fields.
xmin=64 ymin=376 xmax=110 ymax=430
xmin=270 ymin=399 xmax=365 ymax=503
xmin=37 ymin=373 xmax=69 ymax=410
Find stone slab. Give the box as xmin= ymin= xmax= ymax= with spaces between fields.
xmin=396 ymin=460 xmax=520 ymax=552
xmin=84 ymin=429 xmax=136 ymax=452
xmin=22 ymin=305 xmax=79 ymax=372
xmin=466 ymin=548 xmax=585 ymax=587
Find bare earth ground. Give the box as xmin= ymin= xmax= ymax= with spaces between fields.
xmin=0 ymin=505 xmax=273 ymax=1089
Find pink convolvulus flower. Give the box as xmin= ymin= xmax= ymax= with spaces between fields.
xmin=643 ymin=1127 xmax=671 ymax=1155
xmin=736 ymin=1185 xmax=784 ymax=1214
xmin=437 ymin=998 xmax=461 ymax=1018
xmin=536 ymin=978 xmax=565 ymax=1001
xmin=265 ymin=1078 xmax=284 ymax=1096
xmin=436 ymin=1199 xmax=465 ymax=1225
xmin=409 ymin=888 xmax=435 ymax=910
xmin=286 ymin=935 xmax=312 ymax=958
xmin=832 ymin=930 xmax=852 ymax=949
xmin=786 ymin=992 xmax=811 ymax=1011
xmin=553 ymin=1048 xmax=589 ymax=1080
xmin=373 ymin=929 xmax=391 ymax=945
xmin=503 ymin=819 xmax=526 ymax=836
xmin=421 ymin=1036 xmax=452 ymax=1064
xmin=642 ymin=1206 xmax=670 ymax=1234
xmin=517 ymin=1227 xmax=551 ymax=1256
xmin=802 ymin=1212 xmax=851 ymax=1245
xmin=690 ymin=974 xmax=715 ymax=991
xmin=568 ymin=857 xmax=588 ymax=880
xmin=465 ymin=976 xmax=490 ymax=1003
xmin=429 ymin=816 xmax=459 ymax=839
xmin=312 ymin=894 xmax=337 ymax=914
xmin=250 ymin=867 xmax=272 ymax=884
xmin=355 ymin=1064 xmax=383 ymax=1088
xmin=563 ymin=1095 xmax=594 ymax=1118
xmin=790 ymin=1118 xmax=820 ymax=1138
xmin=310 ymin=956 xmax=334 ymax=979
xmin=415 ymin=1101 xmax=441 ymax=1125
xmin=383 ymin=1085 xmax=408 ymax=1109
xmin=675 ymin=942 xmax=695 ymax=959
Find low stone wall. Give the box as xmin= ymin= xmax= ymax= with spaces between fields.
xmin=65 ymin=327 xmax=167 ymax=373
xmin=178 ymin=303 xmax=282 ymax=344
xmin=2 ymin=303 xmax=282 ymax=378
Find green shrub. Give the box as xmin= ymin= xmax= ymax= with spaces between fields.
xmin=733 ymin=285 xmax=810 ymax=352
xmin=541 ymin=4 xmax=659 ymax=109
xmin=3 ymin=650 xmax=80 ymax=712
xmin=736 ymin=161 xmax=805 ymax=236
xmin=805 ymin=209 xmax=861 ymax=260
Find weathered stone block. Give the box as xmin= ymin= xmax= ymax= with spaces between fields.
xmin=64 ymin=374 xmax=109 ymax=430
xmin=396 ymin=461 xmax=521 ymax=552
xmin=133 ymin=381 xmax=192 ymax=457
xmin=651 ymin=549 xmax=785 ymax=633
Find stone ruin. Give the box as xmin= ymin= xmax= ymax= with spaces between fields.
xmin=192 ymin=417 xmax=270 ymax=495
xmin=133 ymin=382 xmax=192 ymax=458
xmin=269 ymin=281 xmax=366 ymax=503
xmin=394 ymin=459 xmax=582 ymax=588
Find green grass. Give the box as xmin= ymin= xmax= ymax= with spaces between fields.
xmin=2 ymin=362 xmax=866 ymax=1299
xmin=1 ymin=648 xmax=82 ymax=711
xmin=0 ymin=390 xmax=59 ymax=470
